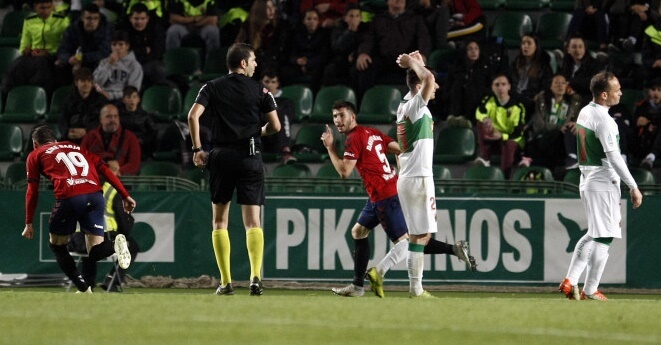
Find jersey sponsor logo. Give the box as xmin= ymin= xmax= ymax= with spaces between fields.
xmin=66 ymin=178 xmax=98 ymax=186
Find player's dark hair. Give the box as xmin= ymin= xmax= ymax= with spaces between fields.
xmin=32 ymin=125 xmax=57 ymax=145
xmin=406 ymin=66 xmax=435 ymax=91
xmin=590 ymin=71 xmax=616 ymax=99
xmin=227 ymin=43 xmax=254 ymax=71
xmin=332 ymin=100 xmax=357 ymax=114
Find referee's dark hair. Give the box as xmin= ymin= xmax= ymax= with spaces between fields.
xmin=227 ymin=43 xmax=254 ymax=71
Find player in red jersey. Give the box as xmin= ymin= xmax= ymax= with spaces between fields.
xmin=21 ymin=125 xmax=137 ymax=293
xmin=322 ymin=100 xmax=475 ymax=298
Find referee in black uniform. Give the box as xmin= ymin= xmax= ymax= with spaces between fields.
xmin=188 ymin=43 xmax=281 ymax=296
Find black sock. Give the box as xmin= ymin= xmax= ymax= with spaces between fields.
xmin=81 ymin=257 xmax=97 ymax=287
xmin=424 ymin=238 xmax=454 ymax=255
xmin=352 ymin=238 xmax=370 ymax=287
xmin=88 ymin=240 xmax=114 ymax=261
xmin=49 ymin=243 xmax=87 ymax=292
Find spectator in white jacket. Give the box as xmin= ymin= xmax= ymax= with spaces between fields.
xmin=94 ymin=30 xmax=143 ymax=102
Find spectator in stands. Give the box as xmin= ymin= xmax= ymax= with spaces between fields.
xmin=354 ymin=0 xmax=431 ymax=98
xmin=444 ymin=39 xmax=491 ymax=125
xmin=566 ymin=0 xmax=609 ymax=52
xmin=117 ymin=3 xmax=166 ymax=89
xmin=300 ymin=0 xmax=357 ymax=28
xmin=560 ymin=35 xmax=605 ymax=107
xmin=323 ymin=3 xmax=366 ymax=86
xmin=630 ymin=78 xmax=661 ymax=169
xmin=510 ymin=34 xmax=554 ymax=116
xmin=59 ymin=67 xmax=110 ymax=144
xmin=82 ymin=103 xmax=143 ymax=175
xmin=1 ymin=0 xmax=70 ymax=96
xmin=166 ymin=0 xmax=221 ymax=51
xmin=281 ymin=8 xmax=329 ymax=92
xmin=121 ymin=0 xmax=167 ymax=26
xmin=55 ymin=4 xmax=113 ymax=81
xmin=608 ymin=98 xmax=634 ymax=163
xmin=606 ymin=0 xmax=649 ymax=52
xmin=474 ymin=72 xmax=526 ymax=177
xmin=260 ymin=69 xmax=295 ymax=162
xmin=234 ymin=0 xmax=289 ymax=79
xmin=446 ymin=0 xmax=485 ymax=44
xmin=94 ymin=30 xmax=143 ymax=102
xmin=642 ymin=5 xmax=661 ymax=84
xmin=119 ymin=86 xmax=157 ymax=159
xmin=526 ymin=74 xmax=582 ymax=170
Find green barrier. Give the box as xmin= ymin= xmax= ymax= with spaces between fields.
xmin=1 ymin=191 xmax=660 ymax=288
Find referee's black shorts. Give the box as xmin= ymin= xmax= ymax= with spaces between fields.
xmin=208 ymin=147 xmax=265 ymax=205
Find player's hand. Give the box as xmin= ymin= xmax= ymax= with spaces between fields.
xmin=408 ymin=50 xmax=424 ymax=63
xmin=193 ymin=150 xmax=207 ymax=168
xmin=630 ymin=188 xmax=643 ymax=209
xmin=123 ymin=196 xmax=137 ymax=214
xmin=22 ymin=224 xmax=34 ymax=240
xmin=321 ymin=124 xmax=334 ymax=149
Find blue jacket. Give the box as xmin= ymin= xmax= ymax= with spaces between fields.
xmin=57 ymin=15 xmax=113 ymax=70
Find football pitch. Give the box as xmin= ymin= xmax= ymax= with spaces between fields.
xmin=1 ymin=287 xmax=660 ymax=345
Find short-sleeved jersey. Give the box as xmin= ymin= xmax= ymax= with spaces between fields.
xmin=26 ymin=142 xmax=106 ymax=199
xmin=396 ymin=92 xmax=435 ymax=177
xmin=195 ymin=73 xmax=277 ymax=147
xmin=344 ymin=125 xmax=398 ymax=202
xmin=576 ymin=101 xmax=622 ymax=191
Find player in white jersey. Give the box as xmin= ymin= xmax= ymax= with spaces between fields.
xmin=559 ymin=72 xmax=643 ymax=301
xmin=395 ymin=50 xmax=439 ymax=298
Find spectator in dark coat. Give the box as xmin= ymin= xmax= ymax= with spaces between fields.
xmin=59 ymin=67 xmax=110 ymax=144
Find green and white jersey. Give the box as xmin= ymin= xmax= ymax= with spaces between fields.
xmin=396 ymin=92 xmax=434 ymax=177
xmin=576 ymin=101 xmax=621 ymax=191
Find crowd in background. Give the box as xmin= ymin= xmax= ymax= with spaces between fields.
xmin=2 ymin=0 xmax=661 ymax=178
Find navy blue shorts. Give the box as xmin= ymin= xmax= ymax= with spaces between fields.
xmin=49 ymin=192 xmax=105 ymax=237
xmin=357 ymin=195 xmax=408 ymax=242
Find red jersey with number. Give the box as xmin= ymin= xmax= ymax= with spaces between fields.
xmin=343 ymin=125 xmax=398 ymax=202
xmin=25 ymin=141 xmax=130 ymax=223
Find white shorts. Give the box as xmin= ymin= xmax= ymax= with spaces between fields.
xmin=580 ymin=189 xmax=622 ymax=239
xmin=397 ymin=176 xmax=438 ymax=236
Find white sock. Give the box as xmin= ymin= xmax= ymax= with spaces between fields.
xmin=583 ymin=242 xmax=610 ymax=295
xmin=407 ymin=251 xmax=424 ymax=295
xmin=376 ymin=239 xmax=408 ymax=277
xmin=566 ymin=234 xmax=594 ymax=285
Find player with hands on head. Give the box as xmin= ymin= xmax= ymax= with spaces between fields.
xmin=322 ymin=100 xmax=475 ymax=298
xmin=22 ymin=125 xmax=136 ymax=294
xmin=559 ymin=72 xmax=643 ymax=301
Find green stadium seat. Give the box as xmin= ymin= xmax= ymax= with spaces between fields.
xmin=182 ymin=166 xmax=209 ymax=190
xmin=477 ymin=0 xmax=506 ymax=10
xmin=309 ymin=85 xmax=357 ymax=123
xmin=358 ymin=85 xmax=401 ymax=124
xmin=427 ymin=47 xmax=457 ymax=74
xmin=200 ymin=46 xmax=229 ymax=82
xmin=46 ymin=85 xmax=73 ymax=123
xmin=563 ymin=168 xmax=580 ymax=186
xmin=0 ymin=46 xmax=20 ymax=78
xmin=490 ymin=12 xmax=534 ymax=49
xmin=152 ymin=124 xmax=184 ymax=163
xmin=163 ymin=47 xmax=202 ymax=82
xmin=291 ymin=124 xmax=330 ymax=162
xmin=433 ymin=126 xmax=476 ymax=164
xmin=0 ymin=123 xmax=23 ymax=161
xmin=463 ymin=165 xmax=506 ymax=193
xmin=0 ymin=11 xmax=31 ymax=47
xmin=433 ymin=165 xmax=453 ymax=180
xmin=179 ymin=81 xmax=203 ymax=121
xmin=272 ymin=162 xmax=312 ymax=178
xmin=506 ymin=0 xmax=550 ymax=10
xmin=3 ymin=161 xmax=26 ymax=186
xmin=537 ymin=12 xmax=572 ymax=50
xmin=139 ymin=161 xmax=181 ymax=177
xmin=1 ymin=85 xmax=48 ymax=123
xmin=629 ymin=167 xmax=655 ymax=185
xmin=141 ymin=85 xmax=182 ymax=122
xmin=620 ymin=88 xmax=645 ymax=114
xmin=549 ymin=0 xmax=575 ymax=12
xmin=280 ymin=85 xmax=313 ymax=123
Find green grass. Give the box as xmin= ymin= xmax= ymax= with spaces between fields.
xmin=1 ymin=288 xmax=660 ymax=344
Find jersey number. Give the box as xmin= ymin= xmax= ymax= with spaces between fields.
xmin=374 ymin=143 xmax=392 ymax=174
xmin=55 ymin=151 xmax=90 ymax=177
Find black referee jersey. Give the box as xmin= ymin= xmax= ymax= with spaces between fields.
xmin=195 ymin=73 xmax=278 ymax=147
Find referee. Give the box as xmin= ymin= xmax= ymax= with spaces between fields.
xmin=188 ymin=43 xmax=281 ymax=296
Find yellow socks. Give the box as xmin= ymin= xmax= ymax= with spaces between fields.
xmin=212 ymin=229 xmax=231 ymax=286
xmin=246 ymin=228 xmax=264 ymax=280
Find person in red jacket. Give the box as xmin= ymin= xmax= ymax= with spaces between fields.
xmin=81 ymin=103 xmax=142 ymax=176
xmin=21 ymin=125 xmax=136 ymax=293
xmin=300 ymin=0 xmax=357 ymax=28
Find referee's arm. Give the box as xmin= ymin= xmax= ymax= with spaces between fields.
xmin=188 ymin=103 xmax=207 ymax=167
xmin=262 ymin=110 xmax=281 ymax=136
